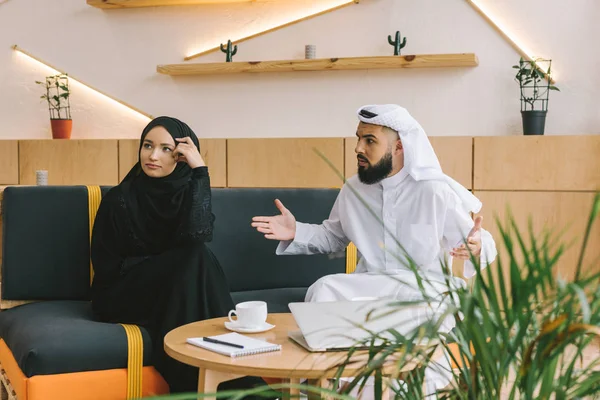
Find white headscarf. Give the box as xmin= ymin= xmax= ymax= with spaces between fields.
xmin=357 ymin=104 xmax=482 ymax=213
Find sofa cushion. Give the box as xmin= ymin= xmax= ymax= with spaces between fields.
xmin=0 ymin=301 xmax=152 ymax=377
xmin=231 ymin=287 xmax=309 ymax=313
xmin=209 ymin=188 xmax=346 ymax=293
xmin=1 ymin=186 xmax=92 ymax=301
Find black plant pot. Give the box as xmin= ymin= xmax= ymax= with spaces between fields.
xmin=521 ymin=110 xmax=547 ymax=135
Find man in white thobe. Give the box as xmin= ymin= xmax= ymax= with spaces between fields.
xmin=252 ymin=104 xmax=498 ymax=394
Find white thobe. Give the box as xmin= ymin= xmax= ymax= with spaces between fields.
xmin=277 ymin=169 xmax=497 ymax=304
xmin=277 ymin=170 xmax=497 ymax=395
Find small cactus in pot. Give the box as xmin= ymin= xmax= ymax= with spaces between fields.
xmin=387 ymin=31 xmax=407 ymax=56
xmin=220 ymin=40 xmax=238 ymax=62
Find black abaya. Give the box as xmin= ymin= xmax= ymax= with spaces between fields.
xmin=91 ymin=169 xmax=234 ymax=392
xmin=90 ymin=117 xmax=235 ymax=393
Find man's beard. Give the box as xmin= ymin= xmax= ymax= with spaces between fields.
xmin=358 ymin=151 xmax=393 ymax=184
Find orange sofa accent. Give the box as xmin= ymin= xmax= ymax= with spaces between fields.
xmin=0 ymin=339 xmax=169 ymax=400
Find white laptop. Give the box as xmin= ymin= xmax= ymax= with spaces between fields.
xmin=288 ymin=300 xmax=430 ymax=352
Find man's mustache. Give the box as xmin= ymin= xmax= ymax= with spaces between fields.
xmin=357 ymin=155 xmax=369 ymax=163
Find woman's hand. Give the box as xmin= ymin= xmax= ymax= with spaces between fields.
xmin=174 ymin=137 xmax=205 ymax=169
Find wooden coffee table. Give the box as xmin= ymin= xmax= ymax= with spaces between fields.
xmin=164 ymin=313 xmax=425 ymax=399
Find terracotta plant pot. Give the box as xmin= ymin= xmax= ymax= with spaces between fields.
xmin=50 ymin=119 xmax=72 ymax=139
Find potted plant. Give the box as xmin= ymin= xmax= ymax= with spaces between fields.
xmin=146 ymin=154 xmax=600 ymax=400
xmin=513 ymin=57 xmax=559 ymax=135
xmin=147 ymin=193 xmax=600 ymax=400
xmin=36 ymin=74 xmax=72 ymax=139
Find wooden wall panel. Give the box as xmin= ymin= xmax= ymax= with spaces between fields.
xmin=344 ymin=138 xmax=356 ymax=180
xmin=0 ymin=141 xmax=18 ymax=185
xmin=430 ymin=137 xmax=473 ymax=189
xmin=118 ymin=139 xmax=139 ymax=182
xmin=19 ymin=140 xmax=119 ymax=185
xmin=474 ymin=136 xmax=600 ymax=191
xmin=344 ymin=136 xmax=473 ymax=189
xmin=0 ymin=188 xmax=7 ymax=281
xmin=476 ymin=191 xmax=600 ymax=282
xmin=118 ymin=139 xmax=227 ymax=187
xmin=199 ymin=140 xmax=227 ymax=187
xmin=227 ymin=138 xmax=344 ymax=188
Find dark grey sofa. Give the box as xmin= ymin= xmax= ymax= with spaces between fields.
xmin=0 ymin=186 xmax=345 ymax=395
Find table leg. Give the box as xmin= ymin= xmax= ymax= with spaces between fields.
xmin=336 ymin=374 xmax=392 ymax=400
xmin=279 ymin=378 xmax=301 ymax=399
xmin=377 ymin=370 xmax=391 ymax=400
xmin=197 ymin=369 xmax=244 ymax=400
xmin=306 ymin=378 xmax=331 ymax=400
xmin=382 ymin=383 xmax=390 ymax=400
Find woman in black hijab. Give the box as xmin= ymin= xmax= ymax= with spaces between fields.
xmin=91 ymin=116 xmax=235 ymax=393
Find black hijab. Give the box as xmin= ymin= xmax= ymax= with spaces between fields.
xmin=120 ymin=116 xmax=201 ymax=250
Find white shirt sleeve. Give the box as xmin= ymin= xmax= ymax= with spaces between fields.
xmin=276 ymin=192 xmax=350 ymax=256
xmin=442 ymin=192 xmax=498 ymax=278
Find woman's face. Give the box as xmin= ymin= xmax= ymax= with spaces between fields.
xmin=139 ymin=126 xmax=178 ymax=178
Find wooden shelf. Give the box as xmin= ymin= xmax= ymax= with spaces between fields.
xmin=157 ymin=53 xmax=478 ymax=76
xmin=87 ymin=0 xmax=250 ymax=8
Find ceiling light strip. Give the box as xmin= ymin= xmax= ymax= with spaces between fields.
xmin=465 ymin=0 xmax=555 ymax=83
xmin=184 ymin=0 xmax=359 ymax=61
xmin=13 ymin=45 xmax=153 ymax=120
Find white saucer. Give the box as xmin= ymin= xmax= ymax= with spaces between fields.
xmin=224 ymin=321 xmax=275 ymax=333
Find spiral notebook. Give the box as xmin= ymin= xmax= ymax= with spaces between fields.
xmin=186 ymin=332 xmax=281 ymax=358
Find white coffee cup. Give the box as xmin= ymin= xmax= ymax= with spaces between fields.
xmin=228 ymin=301 xmax=267 ymax=328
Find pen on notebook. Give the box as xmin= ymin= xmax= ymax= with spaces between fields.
xmin=202 ymin=337 xmax=244 ymax=349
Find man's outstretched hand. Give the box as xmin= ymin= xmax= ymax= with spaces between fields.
xmin=251 ymin=199 xmax=296 ymax=240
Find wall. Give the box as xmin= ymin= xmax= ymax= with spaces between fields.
xmin=0 ymin=0 xmax=598 ymax=139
